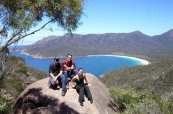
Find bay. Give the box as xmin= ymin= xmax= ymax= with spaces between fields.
xmin=12 ymin=52 xmax=143 ymax=77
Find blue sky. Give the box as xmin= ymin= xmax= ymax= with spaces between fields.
xmin=21 ymin=0 xmax=173 ymax=45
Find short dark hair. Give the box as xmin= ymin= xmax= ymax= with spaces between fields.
xmin=78 ymin=68 xmax=83 ymax=71
xmin=67 ymin=54 xmax=72 ymax=57
xmin=54 ymin=57 xmax=59 ymax=61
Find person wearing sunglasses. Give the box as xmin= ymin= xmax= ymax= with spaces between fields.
xmin=49 ymin=57 xmax=67 ymax=96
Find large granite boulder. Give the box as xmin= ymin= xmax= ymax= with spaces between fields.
xmin=13 ymin=73 xmax=116 ymax=114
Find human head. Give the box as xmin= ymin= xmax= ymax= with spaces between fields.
xmin=78 ymin=68 xmax=83 ymax=75
xmin=54 ymin=57 xmax=59 ymax=64
xmin=67 ymin=54 xmax=72 ymax=61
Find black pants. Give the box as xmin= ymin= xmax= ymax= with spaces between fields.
xmin=75 ymin=84 xmax=92 ymax=103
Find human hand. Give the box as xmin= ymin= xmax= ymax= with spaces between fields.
xmin=53 ymin=77 xmax=57 ymax=82
xmin=85 ymin=83 xmax=91 ymax=86
xmin=72 ymin=84 xmax=76 ymax=89
xmin=66 ymin=67 xmax=69 ymax=70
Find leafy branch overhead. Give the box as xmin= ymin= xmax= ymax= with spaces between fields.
xmin=0 ymin=0 xmax=83 ymax=80
xmin=0 ymin=0 xmax=83 ymax=50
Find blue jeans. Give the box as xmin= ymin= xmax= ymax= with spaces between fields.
xmin=63 ymin=70 xmax=77 ymax=83
xmin=49 ymin=74 xmax=66 ymax=91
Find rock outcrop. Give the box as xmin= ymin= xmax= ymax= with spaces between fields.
xmin=13 ymin=73 xmax=115 ymax=114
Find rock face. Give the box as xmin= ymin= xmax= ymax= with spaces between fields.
xmin=13 ymin=73 xmax=115 ymax=114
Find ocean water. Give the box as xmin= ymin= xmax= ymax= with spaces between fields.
xmin=12 ymin=52 xmax=143 ymax=77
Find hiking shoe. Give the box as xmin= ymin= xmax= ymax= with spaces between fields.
xmin=79 ymin=102 xmax=84 ymax=106
xmin=61 ymin=91 xmax=66 ymax=96
xmin=88 ymin=98 xmax=93 ymax=104
xmin=57 ymin=85 xmax=60 ymax=90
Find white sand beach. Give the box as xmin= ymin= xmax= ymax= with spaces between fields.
xmin=88 ymin=55 xmax=150 ymax=65
xmin=114 ymin=55 xmax=150 ymax=65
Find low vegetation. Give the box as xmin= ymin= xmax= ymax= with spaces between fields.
xmin=0 ymin=94 xmax=14 ymax=114
xmin=100 ymin=59 xmax=173 ymax=96
xmin=100 ymin=59 xmax=173 ymax=113
xmin=0 ymin=56 xmax=48 ymax=114
xmin=109 ymin=87 xmax=173 ymax=114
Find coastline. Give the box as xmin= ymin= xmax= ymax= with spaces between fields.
xmin=97 ymin=54 xmax=150 ymax=78
xmin=88 ymin=54 xmax=150 ymax=65
xmin=19 ymin=51 xmax=150 ymax=65
xmin=114 ymin=55 xmax=150 ymax=65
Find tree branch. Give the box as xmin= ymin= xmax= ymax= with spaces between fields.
xmin=0 ymin=20 xmax=53 ymax=52
xmin=20 ymin=20 xmax=53 ymax=41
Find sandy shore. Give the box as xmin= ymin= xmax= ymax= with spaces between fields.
xmin=88 ymin=54 xmax=150 ymax=65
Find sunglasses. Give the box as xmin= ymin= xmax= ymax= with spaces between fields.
xmin=54 ymin=59 xmax=59 ymax=61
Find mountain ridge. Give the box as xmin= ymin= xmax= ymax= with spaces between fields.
xmin=22 ymin=29 xmax=173 ymax=58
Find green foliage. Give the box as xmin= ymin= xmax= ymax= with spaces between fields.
xmin=7 ymin=79 xmax=25 ymax=93
xmin=100 ymin=60 xmax=173 ymax=113
xmin=166 ymin=96 xmax=173 ymax=113
xmin=109 ymin=87 xmax=149 ymax=112
xmin=17 ymin=63 xmax=28 ymax=74
xmin=100 ymin=59 xmax=173 ymax=95
xmin=109 ymin=87 xmax=173 ymax=114
xmin=0 ymin=0 xmax=83 ymax=48
xmin=0 ymin=80 xmax=4 ymax=88
xmin=0 ymin=94 xmax=14 ymax=114
xmin=0 ymin=55 xmax=48 ymax=113
xmin=9 ymin=56 xmax=25 ymax=63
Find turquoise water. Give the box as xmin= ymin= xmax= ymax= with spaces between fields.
xmin=12 ymin=52 xmax=143 ymax=77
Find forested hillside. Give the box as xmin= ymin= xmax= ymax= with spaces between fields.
xmin=99 ymin=59 xmax=173 ymax=113
xmin=22 ymin=29 xmax=173 ymax=59
xmin=100 ymin=59 xmax=173 ymax=96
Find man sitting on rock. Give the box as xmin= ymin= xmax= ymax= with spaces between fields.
xmin=62 ymin=54 xmax=77 ymax=89
xmin=49 ymin=57 xmax=66 ymax=96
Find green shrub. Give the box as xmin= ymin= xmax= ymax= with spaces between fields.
xmin=17 ymin=63 xmax=28 ymax=74
xmin=109 ymin=87 xmax=144 ymax=110
xmin=167 ymin=96 xmax=173 ymax=113
xmin=8 ymin=79 xmax=25 ymax=93
xmin=0 ymin=94 xmax=14 ymax=114
xmin=9 ymin=56 xmax=25 ymax=63
xmin=109 ymin=87 xmax=164 ymax=114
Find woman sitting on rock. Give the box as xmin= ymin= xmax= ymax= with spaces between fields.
xmin=71 ymin=68 xmax=93 ymax=106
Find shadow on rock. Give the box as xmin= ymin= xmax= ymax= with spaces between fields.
xmin=13 ymin=88 xmax=79 ymax=114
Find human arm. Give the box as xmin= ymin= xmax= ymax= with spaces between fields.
xmin=69 ymin=61 xmax=76 ymax=70
xmin=55 ymin=63 xmax=63 ymax=78
xmin=84 ymin=74 xmax=88 ymax=85
xmin=71 ymin=75 xmax=77 ymax=82
xmin=49 ymin=64 xmax=57 ymax=81
xmin=49 ymin=63 xmax=62 ymax=81
xmin=70 ymin=64 xmax=75 ymax=70
xmin=62 ymin=60 xmax=68 ymax=71
xmin=64 ymin=60 xmax=76 ymax=70
xmin=71 ymin=75 xmax=77 ymax=88
xmin=57 ymin=70 xmax=63 ymax=77
xmin=49 ymin=72 xmax=57 ymax=81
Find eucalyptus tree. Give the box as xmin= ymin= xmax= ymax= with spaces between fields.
xmin=0 ymin=0 xmax=84 ymax=79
